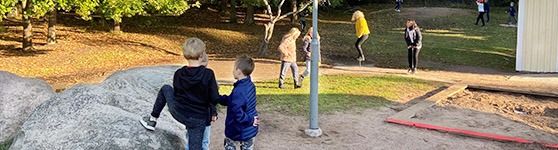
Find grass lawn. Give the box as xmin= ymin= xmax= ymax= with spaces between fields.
xmin=219 ymin=74 xmax=444 ymax=115
xmin=318 ymin=4 xmax=517 ymax=71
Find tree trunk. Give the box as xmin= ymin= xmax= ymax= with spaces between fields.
xmin=258 ymin=23 xmax=274 ymax=57
xmin=22 ymin=0 xmax=33 ymax=51
xmin=220 ymin=0 xmax=227 ymax=16
xmin=229 ymin=0 xmax=237 ymax=23
xmin=113 ymin=19 xmax=121 ymax=32
xmin=47 ymin=10 xmax=57 ymax=45
xmin=245 ymin=4 xmax=254 ymax=25
xmin=291 ymin=0 xmax=297 ymax=24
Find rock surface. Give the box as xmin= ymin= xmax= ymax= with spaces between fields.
xmin=0 ymin=71 xmax=55 ymax=142
xmin=10 ymin=66 xmax=188 ymax=150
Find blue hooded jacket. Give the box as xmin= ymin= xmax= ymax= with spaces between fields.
xmin=218 ymin=77 xmax=258 ymax=141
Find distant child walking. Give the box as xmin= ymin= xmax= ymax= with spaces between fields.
xmin=506 ymin=2 xmax=517 ymax=24
xmin=351 ymin=10 xmax=370 ymax=62
xmin=484 ymin=0 xmax=490 ymax=23
xmin=475 ymin=0 xmax=486 ymax=27
xmin=139 ymin=38 xmax=220 ymax=150
xmin=299 ymin=27 xmax=321 ymax=84
xmin=394 ymin=0 xmax=402 ymax=12
xmin=299 ymin=9 xmax=308 ymax=33
xmin=278 ymin=28 xmax=302 ymax=89
xmin=404 ymin=19 xmax=422 ymax=74
xmin=217 ymin=56 xmax=259 ymax=150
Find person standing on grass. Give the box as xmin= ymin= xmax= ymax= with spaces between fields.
xmin=299 ymin=27 xmax=321 ymax=84
xmin=351 ymin=10 xmax=370 ymax=62
xmin=139 ymin=38 xmax=220 ymax=150
xmin=506 ymin=2 xmax=517 ymax=25
xmin=278 ymin=28 xmax=302 ymax=89
xmin=484 ymin=0 xmax=490 ymax=23
xmin=474 ymin=0 xmax=486 ymax=27
xmin=394 ymin=0 xmax=402 ymax=12
xmin=405 ymin=19 xmax=422 ymax=74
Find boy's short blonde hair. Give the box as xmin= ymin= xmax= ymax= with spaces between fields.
xmin=182 ymin=38 xmax=206 ymax=59
xmin=352 ymin=10 xmax=365 ymax=22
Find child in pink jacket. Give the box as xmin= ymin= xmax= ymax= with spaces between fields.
xmin=278 ymin=28 xmax=302 ymax=89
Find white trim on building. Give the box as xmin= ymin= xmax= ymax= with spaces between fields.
xmin=516 ymin=0 xmax=526 ymax=71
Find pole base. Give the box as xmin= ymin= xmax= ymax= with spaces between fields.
xmin=304 ymin=128 xmax=322 ymax=137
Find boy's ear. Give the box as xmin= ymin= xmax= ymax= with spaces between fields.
xmin=199 ymin=52 xmax=205 ymax=59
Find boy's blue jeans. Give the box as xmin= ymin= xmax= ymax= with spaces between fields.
xmin=151 ymin=85 xmax=207 ymax=150
xmin=186 ymin=126 xmax=211 ymax=150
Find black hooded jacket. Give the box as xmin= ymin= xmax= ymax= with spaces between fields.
xmin=173 ymin=66 xmax=219 ymax=125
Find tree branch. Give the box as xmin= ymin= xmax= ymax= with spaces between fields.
xmin=276 ymin=0 xmax=286 ymax=19
xmin=262 ymin=0 xmax=274 ymax=21
xmin=278 ymin=0 xmax=311 ymax=20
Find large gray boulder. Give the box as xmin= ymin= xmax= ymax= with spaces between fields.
xmin=10 ymin=66 xmax=188 ymax=150
xmin=0 ymin=71 xmax=55 ymax=143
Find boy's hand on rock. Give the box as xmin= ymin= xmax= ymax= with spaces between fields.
xmin=253 ymin=116 xmax=259 ymax=126
xmin=212 ymin=116 xmax=218 ymax=122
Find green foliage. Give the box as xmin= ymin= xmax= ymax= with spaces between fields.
xmin=241 ymin=0 xmax=263 ymax=7
xmin=146 ymin=0 xmax=196 ymax=15
xmin=97 ymin=0 xmax=146 ymax=22
xmin=0 ymin=0 xmax=17 ymax=20
xmin=219 ymin=75 xmax=442 ymax=115
xmin=70 ymin=0 xmax=100 ymax=20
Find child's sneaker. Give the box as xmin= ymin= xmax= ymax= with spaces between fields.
xmin=139 ymin=116 xmax=157 ymax=131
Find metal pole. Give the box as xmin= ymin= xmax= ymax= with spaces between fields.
xmin=305 ymin=0 xmax=322 ymax=137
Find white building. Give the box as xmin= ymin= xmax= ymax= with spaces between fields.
xmin=515 ymin=0 xmax=558 ymax=72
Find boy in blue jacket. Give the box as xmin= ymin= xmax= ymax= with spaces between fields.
xmin=218 ymin=56 xmax=259 ymax=150
xmin=506 ymin=1 xmax=517 ymax=25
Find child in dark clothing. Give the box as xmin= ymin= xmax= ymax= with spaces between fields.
xmin=484 ymin=0 xmax=490 ymax=23
xmin=475 ymin=0 xmax=486 ymax=27
xmin=299 ymin=27 xmax=321 ymax=84
xmin=140 ymin=38 xmax=220 ymax=150
xmin=185 ymin=53 xmax=217 ymax=150
xmin=506 ymin=2 xmax=517 ymax=24
xmin=405 ymin=19 xmax=422 ymax=74
xmin=218 ymin=56 xmax=259 ymax=150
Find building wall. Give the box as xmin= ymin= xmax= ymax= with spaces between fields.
xmin=516 ymin=0 xmax=558 ymax=72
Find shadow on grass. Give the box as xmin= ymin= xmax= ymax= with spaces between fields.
xmin=256 ymin=93 xmax=392 ymax=116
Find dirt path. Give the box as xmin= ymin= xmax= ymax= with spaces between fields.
xmin=206 ymin=107 xmax=545 ymax=150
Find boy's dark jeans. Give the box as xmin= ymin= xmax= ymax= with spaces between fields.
xmin=151 ymin=85 xmax=207 ymax=150
xmin=475 ymin=12 xmax=485 ymax=26
xmin=509 ymin=15 xmax=517 ymax=24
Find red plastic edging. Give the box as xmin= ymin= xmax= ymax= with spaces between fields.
xmin=386 ymin=118 xmax=558 ymax=148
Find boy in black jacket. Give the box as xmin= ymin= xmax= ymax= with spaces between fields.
xmin=140 ymin=38 xmax=219 ymax=150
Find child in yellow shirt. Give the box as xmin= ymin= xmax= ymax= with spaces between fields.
xmin=351 ymin=10 xmax=370 ymax=62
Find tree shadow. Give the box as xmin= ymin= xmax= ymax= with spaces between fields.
xmin=255 ymin=93 xmax=392 ymax=115
xmin=0 ymin=44 xmax=52 ymax=57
